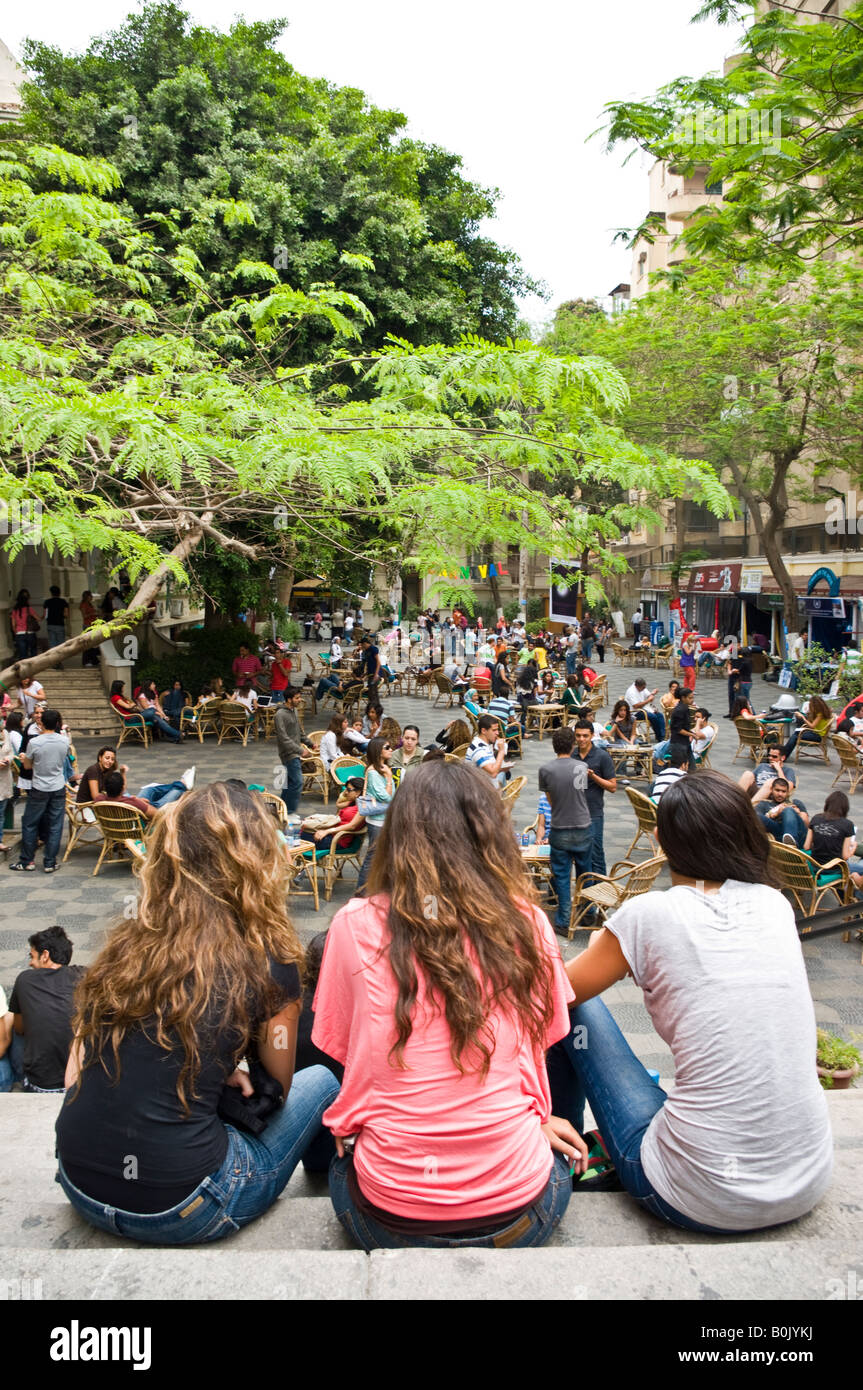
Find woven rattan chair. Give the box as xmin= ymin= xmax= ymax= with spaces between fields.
xmin=257 ymin=790 xmax=289 ymax=827
xmin=112 ymin=707 xmax=150 ymax=749
xmin=319 ymin=827 xmax=368 ymax=901
xmin=329 ymin=756 xmax=366 ymax=791
xmin=433 ymin=673 xmax=457 ymax=708
xmin=830 ymin=734 xmax=863 ymax=794
xmin=500 ymin=774 xmax=527 ymax=813
xmin=286 ymin=843 xmax=325 ymax=911
xmin=218 ymin=700 xmax=254 ymax=746
xmin=90 ymin=801 xmax=150 ymax=876
xmin=570 ymin=854 xmax=665 ymax=936
xmin=767 ymin=840 xmax=855 ymax=916
xmin=190 ymin=698 xmax=222 ymax=742
xmin=340 ymin=682 xmax=365 ymax=715
xmin=732 ymin=717 xmax=775 ymax=763
xmin=487 ymin=713 xmax=523 ymax=758
xmin=62 ymin=790 xmax=103 ymax=863
xmin=590 ymin=674 xmax=609 ymax=706
xmin=301 ymin=755 xmax=330 ymax=804
xmin=624 ymin=786 xmax=659 ymax=859
xmin=793 ymin=723 xmax=832 ymax=765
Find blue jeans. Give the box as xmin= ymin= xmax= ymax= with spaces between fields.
xmin=329 ymin=1150 xmax=571 ymax=1251
xmin=354 ymin=823 xmax=383 ymax=891
xmin=142 ymin=709 xmax=181 ymax=742
xmin=138 ymin=781 xmax=185 ymax=809
xmin=0 ymin=1033 xmax=25 ymax=1092
xmin=548 ymin=825 xmax=595 ymax=931
xmin=756 ymin=804 xmax=807 ymax=847
xmin=55 ymin=1065 xmax=340 ymax=1245
xmin=0 ymin=795 xmax=9 ymax=841
xmin=316 ymin=676 xmax=341 ymax=700
xmin=581 ymin=640 xmax=594 ymax=662
xmin=645 ymin=710 xmax=665 ymax=742
xmin=281 ymin=756 xmax=303 ymax=815
xmin=652 ymin=739 xmax=670 ymax=764
xmin=546 ymin=998 xmax=731 ymax=1234
xmin=589 ymin=814 xmax=606 ymax=877
xmin=565 ymin=650 xmax=578 ymax=677
xmin=19 ymin=786 xmax=66 ymax=868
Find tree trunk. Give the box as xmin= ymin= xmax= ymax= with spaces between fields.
xmin=0 ymin=526 xmax=206 ymax=694
xmin=203 ymin=594 xmax=228 ymax=629
xmin=726 ymin=453 xmax=798 ymax=657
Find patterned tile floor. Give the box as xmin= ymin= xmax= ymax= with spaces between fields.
xmin=2 ymin=650 xmax=861 ymax=1072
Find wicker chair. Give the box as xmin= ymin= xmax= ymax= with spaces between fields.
xmin=432 ymin=673 xmax=457 ymax=707
xmin=62 ymin=790 xmax=103 ymax=863
xmin=329 ymin=756 xmax=366 ymax=791
xmin=830 ymin=734 xmax=863 ymax=794
xmin=624 ymin=786 xmax=659 ymax=859
xmin=767 ymin=840 xmax=855 ymax=916
xmin=216 ymin=700 xmax=253 ymax=745
xmin=732 ymin=717 xmax=777 ymax=763
xmin=256 ymin=790 xmax=288 ymax=827
xmin=569 ymin=854 xmax=665 ymax=936
xmin=90 ymin=801 xmax=150 ymax=876
xmin=501 ymin=775 xmax=527 ymax=813
xmin=320 ymin=828 xmax=368 ymax=901
xmin=112 ymin=707 xmax=150 ymax=749
xmin=302 ymin=755 xmax=330 ymax=804
xmin=793 ymin=723 xmax=832 ymax=765
xmin=190 ymin=698 xmax=222 ymax=741
xmin=590 ymin=674 xmax=609 ymax=706
xmin=487 ymin=713 xmax=523 ymax=758
xmin=611 ymin=642 xmax=626 ymax=666
xmin=286 ymin=844 xmax=326 ymax=911
xmin=340 ymin=683 xmax=365 ymax=715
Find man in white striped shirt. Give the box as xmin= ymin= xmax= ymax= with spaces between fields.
xmin=650 ymin=745 xmax=689 ymax=803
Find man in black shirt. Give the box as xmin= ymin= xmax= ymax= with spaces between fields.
xmin=571 ymin=719 xmax=617 ymax=876
xmin=727 ymin=651 xmax=753 ymax=716
xmin=359 ymin=636 xmax=381 ymax=699
xmin=669 ymin=687 xmax=696 ymax=767
xmin=8 ymin=926 xmax=83 ymax=1092
xmin=43 ymin=586 xmax=69 ymax=666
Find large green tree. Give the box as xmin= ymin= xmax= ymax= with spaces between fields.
xmin=16 ymin=2 xmax=539 ymax=356
xmin=0 ymin=144 xmax=732 ymax=692
xmin=602 ymin=0 xmax=863 ymax=269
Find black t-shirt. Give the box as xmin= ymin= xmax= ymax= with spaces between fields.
xmin=56 ymin=959 xmax=300 ymax=1211
xmin=9 ymin=966 xmax=85 ymax=1089
xmin=43 ymin=596 xmax=68 ymax=625
xmin=669 ymin=702 xmax=691 ymax=746
xmin=572 ymin=746 xmax=616 ymax=818
xmin=76 ymin=762 xmax=109 ymax=805
xmin=361 ymin=645 xmax=380 ymax=675
xmin=736 ymin=658 xmax=752 ymax=682
xmin=808 ymin=814 xmax=855 ymax=866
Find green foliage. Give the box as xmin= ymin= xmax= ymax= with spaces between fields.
xmin=526 ymin=597 xmax=546 ymax=623
xmin=602 ymin=1 xmax=863 ymax=269
xmin=138 ymin=621 xmax=258 ymax=696
xmin=793 ymin=642 xmax=860 ymax=701
xmin=526 ymin=619 xmax=545 ymax=635
xmin=278 ymin=617 xmax=303 ymax=647
xmin=16 ymin=1 xmax=539 ymax=356
xmin=816 ymin=1029 xmax=862 ymax=1087
xmin=503 ymin=601 xmax=521 ymax=623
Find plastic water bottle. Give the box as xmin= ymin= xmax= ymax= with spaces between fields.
xmin=285 ymin=814 xmax=302 ymax=847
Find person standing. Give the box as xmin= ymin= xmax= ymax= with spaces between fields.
xmin=594 ymin=621 xmax=607 ymax=664
xmin=355 ymin=737 xmax=394 ymax=891
xmin=275 ymin=688 xmax=316 ymax=815
xmin=10 ymin=708 xmax=69 ymax=873
xmin=43 ymin=587 xmax=69 ymax=661
xmin=0 ymin=721 xmax=13 ymax=855
xmin=232 ymin=643 xmax=263 ymax=689
xmin=10 ymin=590 xmax=39 ymax=661
xmin=669 ymin=687 xmax=696 ymax=768
xmin=790 ymin=628 xmax=807 ymax=664
xmin=359 ymin=636 xmax=382 ymax=700
xmin=79 ymin=591 xmax=101 ymax=667
xmin=344 ymin=611 xmax=355 ymax=646
xmin=564 ymin=626 xmax=580 ymax=677
xmin=269 ymin=650 xmax=293 ymax=703
xmin=679 ymin=634 xmax=697 ymax=693
xmin=580 ymin=616 xmax=595 ymax=664
xmin=631 ymin=605 xmax=644 ymax=645
xmin=538 ymin=725 xmax=594 ymax=936
xmin=727 ymin=649 xmax=752 ymax=717
xmin=572 ymin=719 xmax=616 ymax=877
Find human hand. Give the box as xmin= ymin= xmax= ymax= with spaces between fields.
xmin=224 ymin=1067 xmax=254 ymax=1098
xmin=541 ymin=1116 xmax=589 ymax=1176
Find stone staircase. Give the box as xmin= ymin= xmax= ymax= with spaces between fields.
xmin=38 ymin=669 xmax=117 ymax=739
xmin=2 ymin=1092 xmax=862 ymax=1300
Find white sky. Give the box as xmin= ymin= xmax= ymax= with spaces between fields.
xmin=3 ymin=1 xmax=745 ymax=330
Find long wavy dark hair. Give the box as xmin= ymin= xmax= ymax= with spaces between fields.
xmin=365 ymin=760 xmax=555 ymax=1077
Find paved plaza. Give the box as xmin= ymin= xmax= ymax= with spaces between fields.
xmin=2 ymin=650 xmax=861 ymax=1076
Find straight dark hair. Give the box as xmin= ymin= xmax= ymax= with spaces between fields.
xmin=656 ymin=770 xmax=775 ymax=886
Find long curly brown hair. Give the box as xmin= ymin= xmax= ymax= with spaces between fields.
xmin=365 ymin=761 xmax=555 ymax=1077
xmin=71 ymin=782 xmax=303 ymax=1111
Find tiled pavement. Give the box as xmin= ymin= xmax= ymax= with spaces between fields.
xmin=2 ymin=650 xmax=861 ymax=1077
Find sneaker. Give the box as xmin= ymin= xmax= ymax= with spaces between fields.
xmin=782 ymin=833 xmax=797 ymax=847
xmin=43 ymin=865 xmax=56 ymax=874
xmin=618 ymin=776 xmax=630 ymax=786
xmin=181 ymin=766 xmax=197 ymax=790
xmin=10 ymin=862 xmax=35 ymax=872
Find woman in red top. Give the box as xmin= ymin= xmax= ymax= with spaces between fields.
xmin=313 ymin=760 xmax=588 ymax=1250
xmin=10 ymin=589 xmax=40 ymax=661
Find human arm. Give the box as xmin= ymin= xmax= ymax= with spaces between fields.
xmin=564 ymin=927 xmax=630 ymax=1001
xmin=588 ymin=764 xmax=617 ymax=794
xmin=257 ymin=998 xmax=302 ymax=1099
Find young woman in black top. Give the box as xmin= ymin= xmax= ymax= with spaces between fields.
xmin=804 ymin=790 xmax=863 ymax=890
xmin=56 ymin=782 xmax=340 ymax=1244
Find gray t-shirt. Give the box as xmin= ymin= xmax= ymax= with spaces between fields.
xmin=608 ymin=881 xmax=832 ymax=1231
xmin=537 ymin=757 xmax=591 ymax=830
xmin=26 ymin=732 xmax=70 ymax=792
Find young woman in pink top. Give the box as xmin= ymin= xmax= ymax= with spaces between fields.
xmin=313 ymin=759 xmax=588 ymax=1249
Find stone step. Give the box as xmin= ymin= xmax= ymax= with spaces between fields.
xmin=2 ymin=1238 xmax=859 ymax=1301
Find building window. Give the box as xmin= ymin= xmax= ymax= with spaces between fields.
xmin=506 ymin=545 xmax=520 ymax=572
xmin=705 ymin=179 xmax=723 ymax=195
xmin=684 ymin=501 xmax=720 ymax=532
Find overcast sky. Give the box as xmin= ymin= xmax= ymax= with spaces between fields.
xmin=3 ymin=1 xmax=745 ymax=330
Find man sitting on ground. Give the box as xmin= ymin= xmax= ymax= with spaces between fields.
xmin=8 ymin=927 xmax=84 ymax=1093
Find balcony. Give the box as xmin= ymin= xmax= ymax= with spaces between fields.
xmin=666 ymin=189 xmax=724 ymax=221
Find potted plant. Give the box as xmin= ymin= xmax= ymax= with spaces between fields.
xmin=816 ymin=1029 xmax=862 ymax=1089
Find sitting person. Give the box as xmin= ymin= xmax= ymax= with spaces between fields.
xmin=230 ymin=679 xmax=258 ymax=718
xmin=430 ymin=717 xmax=473 ymax=755
xmin=561 ymin=674 xmax=591 ymax=718
xmin=301 ymin=777 xmax=366 ymax=851
xmin=390 ymin=725 xmax=424 ymax=775
xmin=162 ymin=679 xmax=193 ymax=730
xmin=76 ymin=746 xmax=128 ymax=806
xmin=340 ymin=718 xmax=369 ymax=754
xmin=135 ymin=680 xmax=182 ymax=744
xmin=607 ymin=700 xmax=636 ymax=744
xmin=650 ymin=744 xmax=689 ymax=802
xmin=535 ymin=790 xmax=552 ymax=845
xmin=738 ymin=744 xmax=798 ymax=797
xmin=804 ymin=790 xmax=863 ymax=890
xmin=487 ymin=693 xmax=523 ymax=748
xmin=466 ymin=715 xmax=508 ymax=788
xmin=109 ymin=680 xmax=142 ymax=722
xmin=752 ymin=776 xmax=809 ymax=848
xmin=546 ymin=772 xmax=832 ymax=1235
xmin=780 ymin=695 xmax=833 ymax=758
xmin=362 ymin=703 xmax=383 ymax=740
xmin=730 ymin=695 xmax=758 ymax=721
xmin=320 ymin=714 xmax=349 ymax=770
xmin=96 ymin=766 xmax=194 ymax=817
xmin=690 ymin=707 xmax=717 ymax=764
xmin=314 ymin=759 xmax=586 ymax=1250
xmin=8 ymin=927 xmax=84 ymax=1093
xmin=55 ymin=782 xmax=340 ymax=1242
xmin=659 ymin=680 xmax=681 ymax=720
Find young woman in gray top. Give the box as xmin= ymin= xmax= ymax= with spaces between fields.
xmin=547 ymin=770 xmax=832 ymax=1233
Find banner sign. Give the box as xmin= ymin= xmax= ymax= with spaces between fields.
xmin=740 ymin=567 xmax=762 ymax=593
xmin=687 ymin=563 xmax=741 ymax=593
xmin=549 ymin=562 xmax=582 ymax=623
xmin=803 ymin=596 xmax=845 ymax=618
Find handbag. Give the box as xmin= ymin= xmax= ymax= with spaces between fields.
xmin=26 ymin=613 xmax=40 ymax=634
xmin=357 ymin=794 xmax=390 ymax=817
xmin=216 ymin=1059 xmax=283 ymax=1137
xmin=302 ymin=814 xmax=342 ymax=830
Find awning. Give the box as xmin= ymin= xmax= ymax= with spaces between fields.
xmin=292 ymin=577 xmax=326 ymax=591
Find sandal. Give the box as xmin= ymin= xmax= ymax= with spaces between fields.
xmin=10 ymin=861 xmax=36 ymax=872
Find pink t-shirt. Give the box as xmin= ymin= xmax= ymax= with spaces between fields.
xmin=312 ymin=894 xmax=575 ymax=1221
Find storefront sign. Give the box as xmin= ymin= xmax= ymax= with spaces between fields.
xmin=803 ymin=596 xmax=845 ymax=618
xmin=687 ymin=563 xmax=741 ymax=593
xmin=740 ymin=567 xmax=762 ymax=593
